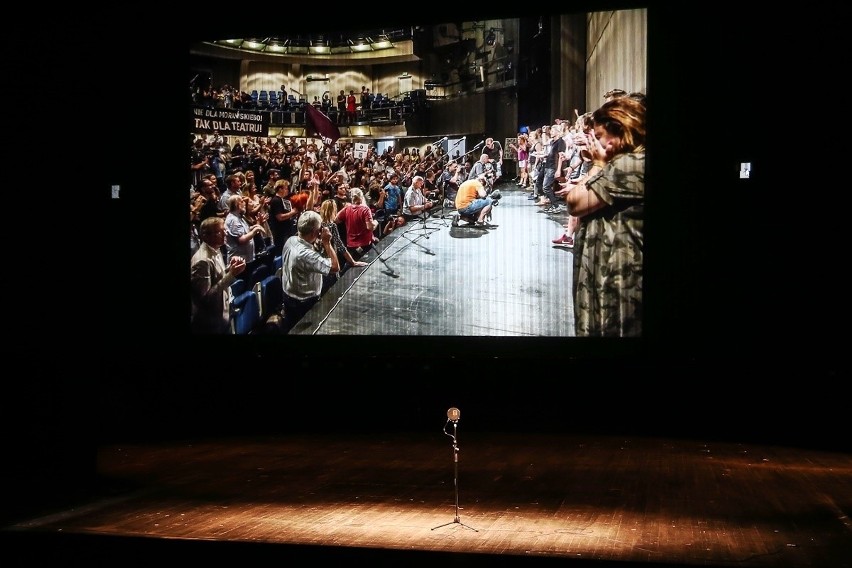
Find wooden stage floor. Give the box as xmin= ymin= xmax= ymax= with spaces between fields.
xmin=3 ymin=430 xmax=850 ymax=567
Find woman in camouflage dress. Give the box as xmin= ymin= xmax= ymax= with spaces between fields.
xmin=565 ymin=96 xmax=645 ymax=337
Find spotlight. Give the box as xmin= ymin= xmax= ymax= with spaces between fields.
xmin=485 ymin=29 xmax=496 ymax=47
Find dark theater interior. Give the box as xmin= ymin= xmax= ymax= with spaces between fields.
xmin=5 ymin=4 xmax=847 ymax=568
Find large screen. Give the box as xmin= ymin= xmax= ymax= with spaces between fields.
xmin=185 ymin=7 xmax=654 ymax=361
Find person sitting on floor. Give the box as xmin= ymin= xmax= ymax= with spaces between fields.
xmin=402 ymin=175 xmax=435 ymax=223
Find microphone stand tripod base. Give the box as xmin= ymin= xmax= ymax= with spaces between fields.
xmin=431 ymin=422 xmax=478 ymax=532
xmin=402 ymin=207 xmax=443 ymax=241
xmin=431 ymin=517 xmax=478 ymax=532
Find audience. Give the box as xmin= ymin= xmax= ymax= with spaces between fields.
xmin=191 ymin=89 xmax=645 ymax=334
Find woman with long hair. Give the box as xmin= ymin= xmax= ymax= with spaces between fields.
xmin=509 ymin=133 xmax=530 ymax=189
xmin=565 ymin=95 xmax=646 ymax=337
xmin=316 ymin=199 xmax=367 ymax=294
xmin=334 ymin=187 xmax=378 ymax=261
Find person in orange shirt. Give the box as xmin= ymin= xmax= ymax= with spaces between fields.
xmin=453 ymin=177 xmax=493 ymax=227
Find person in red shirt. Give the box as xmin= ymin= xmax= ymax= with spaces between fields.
xmin=346 ymin=90 xmax=358 ymax=124
xmin=334 ymin=187 xmax=377 ymax=260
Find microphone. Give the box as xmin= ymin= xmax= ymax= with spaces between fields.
xmin=447 ymin=407 xmax=460 ymax=422
xmin=432 ymin=136 xmax=448 ymax=146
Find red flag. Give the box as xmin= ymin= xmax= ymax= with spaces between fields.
xmin=304 ymin=104 xmax=341 ymax=146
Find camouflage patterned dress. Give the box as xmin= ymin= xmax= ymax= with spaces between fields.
xmin=572 ymin=152 xmax=644 ymax=337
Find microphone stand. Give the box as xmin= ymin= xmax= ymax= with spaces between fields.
xmin=401 ymin=199 xmax=442 ymax=241
xmin=402 ymin=182 xmax=444 ymax=241
xmin=432 ymin=418 xmax=478 ymax=532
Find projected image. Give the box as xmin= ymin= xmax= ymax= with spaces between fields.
xmin=190 ymin=10 xmax=646 ymax=337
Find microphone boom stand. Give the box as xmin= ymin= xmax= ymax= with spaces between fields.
xmin=432 ymin=417 xmax=478 ymax=532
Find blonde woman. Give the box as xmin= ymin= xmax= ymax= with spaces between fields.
xmin=334 ymin=187 xmax=378 ymax=260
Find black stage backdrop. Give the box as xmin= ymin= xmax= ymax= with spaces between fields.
xmin=9 ymin=5 xmax=845 ymax=512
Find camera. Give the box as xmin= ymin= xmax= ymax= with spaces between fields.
xmin=488 ymin=188 xmax=502 ymax=205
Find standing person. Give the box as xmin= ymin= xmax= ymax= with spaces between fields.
xmin=196 ymin=178 xmax=223 ymax=222
xmin=317 ymin=199 xmax=368 ymax=294
xmin=509 ymin=134 xmax=530 ymax=188
xmin=440 ymin=161 xmax=462 ymax=205
xmin=267 ymin=179 xmax=298 ymax=255
xmin=337 ymin=89 xmax=346 ymax=124
xmin=224 ymin=195 xmax=265 ymax=264
xmin=536 ymin=123 xmax=566 ymax=212
xmin=483 ymin=137 xmax=504 ymax=181
xmin=529 ymin=126 xmax=550 ymax=202
xmin=552 ymin=114 xmax=595 ymax=248
xmin=262 ymin=168 xmax=281 ymax=197
xmin=191 ymin=138 xmax=211 ymax=190
xmin=242 ymin=174 xmax=270 ymax=251
xmin=360 ymin=86 xmax=370 ymax=111
xmin=382 ymin=173 xmax=403 ymax=217
xmin=230 ymin=138 xmax=245 ymax=172
xmin=280 ymin=210 xmax=339 ymax=334
xmin=346 ymin=90 xmax=358 ymax=124
xmin=191 ymin=217 xmax=247 ymax=334
xmin=335 ymin=187 xmax=378 ymax=261
xmin=219 ymin=173 xmax=241 ymax=212
xmin=566 ymin=95 xmax=645 ymax=337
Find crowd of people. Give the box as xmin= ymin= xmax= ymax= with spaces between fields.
xmin=190 ymin=132 xmax=501 ymax=333
xmin=519 ymin=88 xmax=646 ymax=336
xmin=190 ymin=87 xmax=645 ymax=337
xmin=192 ymin=83 xmax=419 ymax=126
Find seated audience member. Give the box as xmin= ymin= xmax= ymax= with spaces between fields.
xmin=402 ymin=175 xmax=435 ymax=222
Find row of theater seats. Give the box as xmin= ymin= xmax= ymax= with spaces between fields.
xmin=229 ymin=251 xmax=283 ymax=334
xmin=249 ymin=90 xmax=304 ymax=110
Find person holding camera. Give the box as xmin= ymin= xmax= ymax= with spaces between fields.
xmin=402 ymin=175 xmax=435 ymax=222
xmin=483 ymin=137 xmax=503 ymax=181
xmin=467 ymin=153 xmax=490 ymax=181
xmin=441 ymin=162 xmax=462 ymax=206
xmin=453 ymin=177 xmax=493 ymax=227
xmin=280 ymin=210 xmax=339 ymax=334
